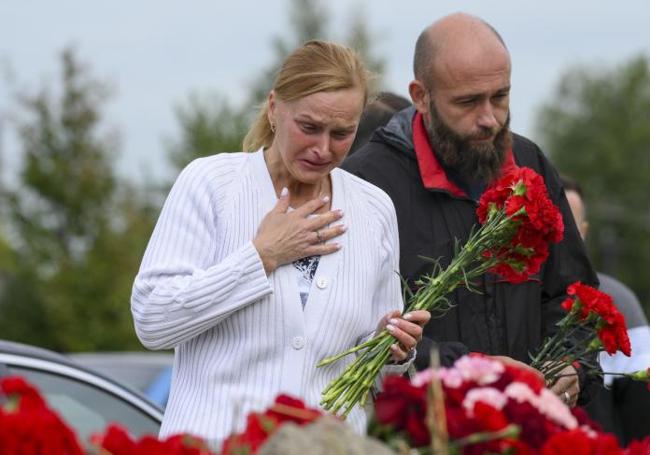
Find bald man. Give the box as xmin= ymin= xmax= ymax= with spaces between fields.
xmin=343 ymin=13 xmax=599 ymax=406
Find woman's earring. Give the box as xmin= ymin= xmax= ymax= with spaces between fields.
xmin=270 ymin=122 xmax=276 ymax=133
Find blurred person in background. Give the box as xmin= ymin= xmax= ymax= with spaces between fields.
xmin=348 ymin=91 xmax=411 ymax=155
xmin=562 ymin=175 xmax=650 ymax=443
xmin=131 ymin=40 xmax=429 ymax=447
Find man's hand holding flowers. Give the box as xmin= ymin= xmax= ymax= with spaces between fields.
xmin=545 ymin=363 xmax=580 ymax=407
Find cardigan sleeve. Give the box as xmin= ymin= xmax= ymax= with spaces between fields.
xmin=131 ymin=158 xmax=273 ymax=350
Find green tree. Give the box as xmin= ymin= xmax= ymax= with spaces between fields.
xmin=165 ymin=93 xmax=248 ymax=174
xmin=536 ymin=55 xmax=650 ymax=315
xmin=344 ymin=6 xmax=386 ymax=85
xmin=0 ymin=49 xmax=155 ymax=351
xmin=248 ymin=0 xmax=331 ymax=104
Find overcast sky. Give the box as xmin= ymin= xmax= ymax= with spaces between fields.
xmin=1 ymin=0 xmax=649 ymax=185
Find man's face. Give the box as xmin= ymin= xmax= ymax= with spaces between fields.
xmin=565 ymin=189 xmax=589 ymax=241
xmin=414 ymin=41 xmax=512 ymax=183
xmin=424 ymin=92 xmax=511 ymax=183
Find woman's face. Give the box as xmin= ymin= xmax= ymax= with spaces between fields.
xmin=269 ymin=87 xmax=364 ymax=184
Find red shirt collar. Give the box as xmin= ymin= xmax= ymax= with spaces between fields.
xmin=412 ymin=111 xmax=518 ymax=197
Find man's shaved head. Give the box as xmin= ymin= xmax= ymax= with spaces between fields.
xmin=413 ymin=13 xmax=508 ymax=88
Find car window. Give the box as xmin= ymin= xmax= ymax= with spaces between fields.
xmin=7 ymin=365 xmax=160 ymax=441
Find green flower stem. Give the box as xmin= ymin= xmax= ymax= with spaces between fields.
xmin=449 ymin=424 xmax=521 ymax=448
xmin=318 ymin=209 xmax=523 ymax=417
xmin=317 ymin=334 xmax=384 ymax=367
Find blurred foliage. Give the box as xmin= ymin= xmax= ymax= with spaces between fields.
xmin=167 ymin=0 xmax=385 ymax=173
xmin=165 ymin=93 xmax=248 ymax=177
xmin=537 ymin=55 xmax=650 ymax=316
xmin=0 ymin=49 xmax=156 ymax=351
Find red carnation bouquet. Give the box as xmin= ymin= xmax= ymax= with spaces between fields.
xmin=0 ymin=376 xmax=85 ymax=455
xmin=530 ymin=281 xmax=650 ymax=389
xmin=319 ymin=167 xmax=564 ymax=417
xmin=0 ymin=375 xmax=214 ymax=455
xmin=371 ymin=354 xmax=650 ymax=454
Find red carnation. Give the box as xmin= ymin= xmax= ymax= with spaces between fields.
xmin=93 ymin=423 xmax=212 ymax=455
xmin=375 ymin=375 xmax=429 ymax=446
xmin=564 ymin=282 xmax=631 ymax=356
xmin=0 ymin=376 xmax=47 ymax=410
xmin=541 ymin=429 xmax=598 ymax=455
xmin=263 ymin=394 xmax=321 ymax=426
xmin=625 ymin=436 xmax=650 ymax=455
xmin=222 ymin=394 xmax=322 ymax=455
xmin=477 ymin=167 xmax=564 ymax=283
xmin=91 ymin=424 xmax=136 ymax=454
xmin=222 ymin=412 xmax=276 ymax=455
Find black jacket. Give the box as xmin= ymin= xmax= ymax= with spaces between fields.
xmin=342 ymin=107 xmax=599 ymax=378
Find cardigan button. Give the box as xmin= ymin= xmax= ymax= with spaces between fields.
xmin=291 ymin=336 xmax=305 ymax=350
xmin=316 ymin=277 xmax=328 ymax=289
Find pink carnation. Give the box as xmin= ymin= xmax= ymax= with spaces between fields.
xmin=462 ymin=387 xmax=508 ymax=416
xmin=537 ymin=389 xmax=578 ymax=430
xmin=411 ymin=367 xmax=464 ymax=389
xmin=411 ymin=369 xmax=435 ymax=387
xmin=454 ymin=355 xmax=504 ymax=385
xmin=436 ymin=368 xmax=464 ymax=388
xmin=504 ymin=383 xmax=577 ymax=430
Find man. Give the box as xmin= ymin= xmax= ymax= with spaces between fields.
xmin=563 ymin=176 xmax=650 ymax=442
xmin=342 ymin=13 xmax=598 ymax=406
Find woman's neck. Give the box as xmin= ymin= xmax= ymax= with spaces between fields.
xmin=264 ymin=147 xmax=331 ymax=210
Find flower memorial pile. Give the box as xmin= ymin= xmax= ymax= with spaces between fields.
xmin=319 ymin=167 xmax=564 ymax=417
xmin=2 ymin=372 xmax=650 ymax=454
xmin=370 ymin=354 xmax=650 ymax=454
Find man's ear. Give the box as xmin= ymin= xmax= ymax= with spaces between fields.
xmin=409 ymin=80 xmax=429 ymax=115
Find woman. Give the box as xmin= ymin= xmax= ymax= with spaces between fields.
xmin=131 ymin=40 xmax=430 ymax=445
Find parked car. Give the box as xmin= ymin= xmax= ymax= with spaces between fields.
xmin=0 ymin=340 xmax=163 ymax=442
xmin=69 ymin=351 xmax=173 ymax=408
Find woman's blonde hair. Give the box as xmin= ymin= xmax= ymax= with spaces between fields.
xmin=242 ymin=40 xmax=371 ymax=152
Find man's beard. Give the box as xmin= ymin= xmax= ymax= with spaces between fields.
xmin=425 ymin=100 xmax=512 ymax=184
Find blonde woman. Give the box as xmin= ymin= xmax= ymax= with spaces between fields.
xmin=131 ymin=40 xmax=430 ymax=445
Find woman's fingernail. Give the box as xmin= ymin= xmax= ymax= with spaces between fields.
xmin=386 ymin=324 xmax=395 ymax=333
xmin=280 ymin=187 xmax=288 ymax=197
xmin=337 ymin=209 xmax=344 ymax=216
xmin=340 ymin=225 xmax=348 ymax=232
xmin=403 ymin=313 xmax=413 ymax=320
xmin=322 ymin=196 xmax=330 ymax=203
xmin=389 ymin=318 xmax=399 ymax=326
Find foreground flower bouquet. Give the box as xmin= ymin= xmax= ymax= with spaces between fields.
xmin=371 ymin=354 xmax=650 ymax=454
xmin=0 ymin=375 xmax=212 ymax=454
xmin=0 ymin=376 xmax=85 ymax=454
xmin=318 ymin=167 xmax=564 ymax=417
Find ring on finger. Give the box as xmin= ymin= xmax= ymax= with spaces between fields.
xmin=315 ymin=230 xmax=323 ymax=243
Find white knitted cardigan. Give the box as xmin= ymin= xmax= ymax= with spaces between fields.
xmin=131 ymin=149 xmax=407 ymax=444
